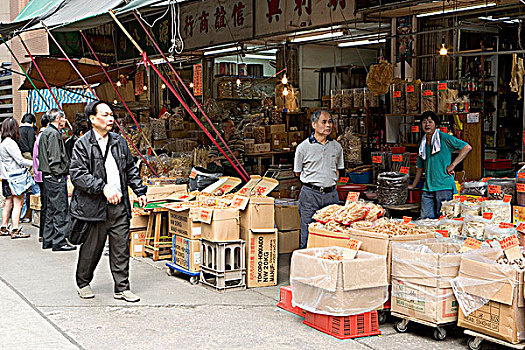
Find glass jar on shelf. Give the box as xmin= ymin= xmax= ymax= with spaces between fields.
xmin=353 ymin=88 xmax=365 ymax=109
xmin=331 ymin=89 xmax=342 ymax=110
xmin=421 ymin=81 xmax=437 ymax=113
xmin=405 ymin=81 xmax=421 ymax=114
xmin=341 ymin=89 xmax=353 ymax=109
xmin=390 ymin=83 xmax=406 ymax=114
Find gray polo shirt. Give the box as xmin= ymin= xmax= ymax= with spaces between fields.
xmin=294 ymin=134 xmax=345 ymax=188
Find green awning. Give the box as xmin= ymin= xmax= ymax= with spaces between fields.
xmin=13 ymin=0 xmax=64 ymax=22
xmin=116 ymin=0 xmax=172 ymax=14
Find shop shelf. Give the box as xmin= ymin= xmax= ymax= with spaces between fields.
xmin=277 ymin=286 xmax=305 ymax=318
xmin=303 ymin=311 xmax=381 ymax=340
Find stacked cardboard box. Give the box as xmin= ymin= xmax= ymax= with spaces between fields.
xmin=391 ymin=239 xmax=462 ymax=324
xmin=130 ymin=230 xmax=147 ymax=258
xmin=456 ymin=248 xmax=525 ymax=344
xmin=275 ymin=203 xmax=300 ymax=254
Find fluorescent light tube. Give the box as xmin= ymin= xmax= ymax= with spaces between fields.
xmin=338 ymin=39 xmax=386 ymax=48
xmin=291 ymin=31 xmax=343 ymax=43
xmin=204 ymin=46 xmax=242 ymax=56
xmin=417 ymin=2 xmax=496 ymax=17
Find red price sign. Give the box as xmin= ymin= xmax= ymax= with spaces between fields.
xmin=439 ymin=127 xmax=448 ymax=133
xmin=392 ymin=154 xmax=403 ymax=162
xmin=393 ymin=91 xmax=402 ymax=98
xmin=488 ymin=185 xmax=501 ymax=194
xmin=482 ymin=212 xmax=494 ymax=220
xmin=461 ymin=237 xmax=482 ymax=251
xmin=372 ymin=155 xmax=382 ymax=164
xmin=338 ymin=177 xmax=349 ymax=184
xmin=423 ymin=90 xmax=433 ymax=96
xmin=406 ymin=85 xmax=415 ymax=93
xmin=346 ymin=239 xmax=362 ymax=251
xmin=518 ymin=172 xmax=525 ymax=179
xmin=346 ymin=192 xmax=360 ymax=202
xmin=503 ymin=195 xmax=512 ymax=203
xmin=481 ymin=177 xmax=492 ymax=182
xmin=454 ymin=217 xmax=465 ymax=221
xmin=459 ymin=195 xmax=467 ymax=202
xmin=517 ymin=183 xmax=525 ymax=193
xmin=438 ymin=82 xmax=448 ymax=91
xmin=477 ymin=197 xmax=487 ymax=203
xmin=436 ymin=230 xmax=449 ymax=238
xmin=189 ymin=170 xmax=197 ymax=179
xmin=399 ymin=166 xmax=409 ymax=174
xmin=402 ymin=216 xmax=412 ymax=224
xmin=238 ymin=188 xmax=249 ymax=195
xmin=220 ymin=184 xmax=232 ymax=193
xmin=233 ymin=198 xmax=244 ymax=206
xmin=499 ymin=235 xmax=519 ymax=251
xmin=499 ymin=222 xmax=515 ymax=228
xmin=411 ymin=125 xmax=420 ymax=133
xmin=200 ymin=209 xmax=211 ymax=222
xmin=256 ymin=186 xmax=267 ymax=195
xmin=517 ymin=223 xmax=525 ymax=233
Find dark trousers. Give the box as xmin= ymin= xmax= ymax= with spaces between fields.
xmin=420 ymin=190 xmax=453 ymax=219
xmin=36 ymin=181 xmax=47 ymax=239
xmin=76 ymin=203 xmax=131 ymax=292
xmin=298 ymin=186 xmax=339 ymax=249
xmin=43 ymin=174 xmax=69 ymax=248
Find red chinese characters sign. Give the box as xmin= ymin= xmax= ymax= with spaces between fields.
xmin=193 ymin=63 xmax=202 ymax=96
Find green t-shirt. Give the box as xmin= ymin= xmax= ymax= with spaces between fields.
xmin=416 ymin=131 xmax=468 ymax=192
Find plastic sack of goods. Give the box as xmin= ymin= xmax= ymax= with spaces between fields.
xmin=484 ymin=225 xmax=516 ymax=241
xmin=461 ymin=181 xmax=487 ymax=197
xmin=188 ymin=167 xmax=222 ymax=191
xmin=461 ymin=214 xmax=494 ymax=240
xmin=480 ymin=200 xmax=512 ymax=223
xmin=377 ymin=172 xmax=408 ymax=205
xmin=438 ymin=219 xmax=464 ymax=237
xmin=451 ymin=247 xmax=525 ymax=344
xmin=391 ymin=238 xmax=463 ymax=324
xmin=460 ymin=201 xmax=480 ymax=217
xmin=290 ymin=247 xmax=388 ymax=316
xmin=440 ymin=199 xmax=461 ymax=218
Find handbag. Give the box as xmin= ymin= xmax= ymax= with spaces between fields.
xmin=7 ymin=169 xmax=34 ymax=196
xmin=68 ymin=217 xmax=91 ymax=245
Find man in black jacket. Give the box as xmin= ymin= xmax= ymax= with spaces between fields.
xmin=70 ymin=100 xmax=147 ymax=302
xmin=38 ymin=108 xmax=75 ymax=251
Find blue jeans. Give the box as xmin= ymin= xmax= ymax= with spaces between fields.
xmin=421 ymin=190 xmax=453 ymax=219
xmin=298 ymin=186 xmax=339 ymax=249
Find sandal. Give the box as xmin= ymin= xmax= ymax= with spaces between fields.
xmin=0 ymin=226 xmax=9 ymax=236
xmin=11 ymin=228 xmax=30 ymax=239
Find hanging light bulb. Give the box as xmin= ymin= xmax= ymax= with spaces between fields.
xmin=281 ymin=74 xmax=288 ymax=85
xmin=113 ymin=99 xmax=118 ymax=105
xmin=116 ymin=81 xmax=122 ymax=87
xmin=143 ymin=85 xmax=148 ymax=91
xmin=439 ymin=39 xmax=448 ymax=56
xmin=236 ymin=78 xmax=241 ymax=86
xmin=189 ymin=82 xmax=194 ymax=88
xmin=282 ymin=86 xmax=289 ymax=96
xmin=161 ymin=83 xmax=166 ymax=89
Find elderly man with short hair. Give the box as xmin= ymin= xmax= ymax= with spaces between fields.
xmin=294 ymin=110 xmax=345 ymax=248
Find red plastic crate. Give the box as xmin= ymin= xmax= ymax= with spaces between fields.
xmin=391 ymin=147 xmax=405 ymax=154
xmin=484 ymin=159 xmax=512 ymax=170
xmin=303 ymin=311 xmax=381 ymax=340
xmin=277 ymin=286 xmax=305 ymax=318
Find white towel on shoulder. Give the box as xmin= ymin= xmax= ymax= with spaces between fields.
xmin=418 ymin=131 xmax=441 ymax=160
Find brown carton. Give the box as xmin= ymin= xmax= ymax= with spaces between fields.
xmin=30 ymin=194 xmax=41 ymax=210
xmin=173 ymin=236 xmax=200 ymax=272
xmin=271 ymin=132 xmax=289 ymax=150
xmin=241 ymin=227 xmax=278 ymax=288
xmin=130 ymin=214 xmax=149 ymax=230
xmin=278 ymin=230 xmax=300 ymax=254
xmin=200 ymin=208 xmax=240 ymax=241
xmin=288 ymin=131 xmax=306 ymax=145
xmin=130 ymin=230 xmax=147 ymax=258
xmin=168 ymin=208 xmax=201 ymax=239
xmin=253 ymin=143 xmax=271 ymax=153
xmin=265 ymin=124 xmax=286 ymax=136
xmin=290 ymin=247 xmax=388 ymax=315
xmin=240 ymin=196 xmax=275 ymax=230
xmin=275 ymin=204 xmax=300 ymax=231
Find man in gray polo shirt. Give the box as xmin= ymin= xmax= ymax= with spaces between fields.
xmin=294 ymin=110 xmax=344 ymax=248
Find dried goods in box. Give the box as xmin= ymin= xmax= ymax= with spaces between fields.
xmin=481 ymin=200 xmax=512 ymax=224
xmin=461 ymin=214 xmax=493 ymax=240
xmin=440 ymin=200 xmax=461 ymax=218
xmin=484 ymin=224 xmax=516 ymax=241
xmin=460 ymin=202 xmax=480 ymax=217
xmin=438 ymin=218 xmax=463 ymax=237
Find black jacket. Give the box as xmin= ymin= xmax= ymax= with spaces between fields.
xmin=69 ymin=129 xmax=146 ymax=222
xmin=64 ymin=134 xmax=78 ymax=160
xmin=38 ymin=124 xmax=70 ymax=176
xmin=18 ymin=125 xmax=36 ymax=153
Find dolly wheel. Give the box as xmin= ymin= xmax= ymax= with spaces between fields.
xmin=433 ymin=328 xmax=447 ymax=341
xmin=394 ymin=320 xmax=408 ymax=333
xmin=467 ymin=337 xmax=483 ymax=350
xmin=190 ymin=276 xmax=199 ymax=285
xmin=167 ymin=268 xmax=176 ymax=277
xmin=378 ymin=311 xmax=387 ymax=325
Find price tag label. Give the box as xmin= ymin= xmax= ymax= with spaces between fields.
xmin=518 ymin=172 xmax=525 ymax=179
xmin=439 ymin=215 xmax=446 ymax=220
xmin=346 ymin=192 xmax=360 ymax=203
xmin=238 ymin=187 xmax=249 ymax=195
xmin=189 ymin=170 xmax=197 ymax=179
xmin=406 ymin=85 xmax=415 ymax=93
xmin=499 ymin=222 xmax=515 ymax=228
xmin=517 ymin=183 xmax=525 ymax=193
xmin=399 ymin=166 xmax=409 ymax=174
xmin=436 ymin=230 xmax=449 ymax=238
xmin=219 ymin=184 xmax=232 ymax=193
xmin=402 ymin=216 xmax=412 ymax=224
xmin=230 ymin=195 xmax=249 ymax=210
xmin=439 ymin=127 xmax=448 ymax=133
xmin=482 ymin=212 xmax=494 ymax=220
xmin=477 ymin=197 xmax=487 ymax=203
xmin=372 ymin=155 xmax=382 ymax=164
xmin=438 ymin=82 xmax=448 ymax=91
xmin=343 ymin=239 xmax=362 ymax=260
xmin=500 ymin=235 xmax=522 ymax=260
xmin=481 ymin=177 xmax=492 ymax=182
xmin=392 ymin=154 xmax=403 ymax=162
xmin=199 ymin=209 xmax=213 ymax=224
xmin=411 ymin=125 xmax=420 ymax=133
xmin=460 ymin=237 xmax=482 ymax=252
xmin=517 ymin=223 xmax=525 ymax=233
xmin=423 ymin=90 xmax=433 ymax=96
xmin=338 ymin=177 xmax=349 ymax=184
xmin=488 ymin=185 xmax=501 ymax=194
xmin=485 ymin=239 xmax=495 ymax=248
xmin=454 ymin=217 xmax=465 ymax=221
xmin=503 ymin=195 xmax=512 ymax=203
xmin=393 ymin=90 xmax=402 ymax=98
xmin=457 ymin=195 xmax=467 ymax=202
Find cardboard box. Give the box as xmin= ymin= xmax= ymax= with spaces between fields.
xmin=253 ymin=126 xmax=266 ymax=143
xmin=275 ymin=204 xmax=300 ymax=231
xmin=241 ymin=226 xmax=278 ymax=288
xmin=167 ymin=130 xmax=189 ymax=139
xmin=130 ymin=214 xmax=149 ymax=230
xmin=271 ymin=132 xmax=289 ymax=150
xmin=252 ymin=143 xmax=271 ymax=153
xmin=307 ymin=226 xmax=434 ymax=283
xmin=168 ymin=208 xmax=201 ymax=239
xmin=173 ymin=236 xmax=200 ymax=272
xmin=201 ymin=208 xmax=240 ymax=241
xmin=288 ymin=131 xmax=305 ymax=145
xmin=239 ymin=196 xmax=275 ymax=230
xmin=278 ymin=230 xmax=300 ymax=254
xmin=290 ymin=247 xmax=388 ymax=315
xmin=265 ymin=124 xmax=286 ymax=135
xmin=456 ymin=249 xmax=525 ymax=343
xmin=514 ymin=205 xmax=525 ymax=225
xmin=130 ymin=230 xmax=147 ymax=258
xmin=30 ymin=194 xmax=41 ymax=210
xmin=131 ymin=184 xmax=187 ymax=202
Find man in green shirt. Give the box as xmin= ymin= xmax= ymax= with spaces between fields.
xmin=409 ymin=111 xmax=472 ymax=218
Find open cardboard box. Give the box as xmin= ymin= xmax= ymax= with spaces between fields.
xmin=241 ymin=226 xmax=278 ymax=288
xmin=172 ymin=235 xmax=200 ymax=272
xmin=168 ymin=207 xmax=201 ymax=240
xmin=290 ymin=247 xmax=388 ymax=316
xmin=200 ymin=208 xmax=240 ymax=241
